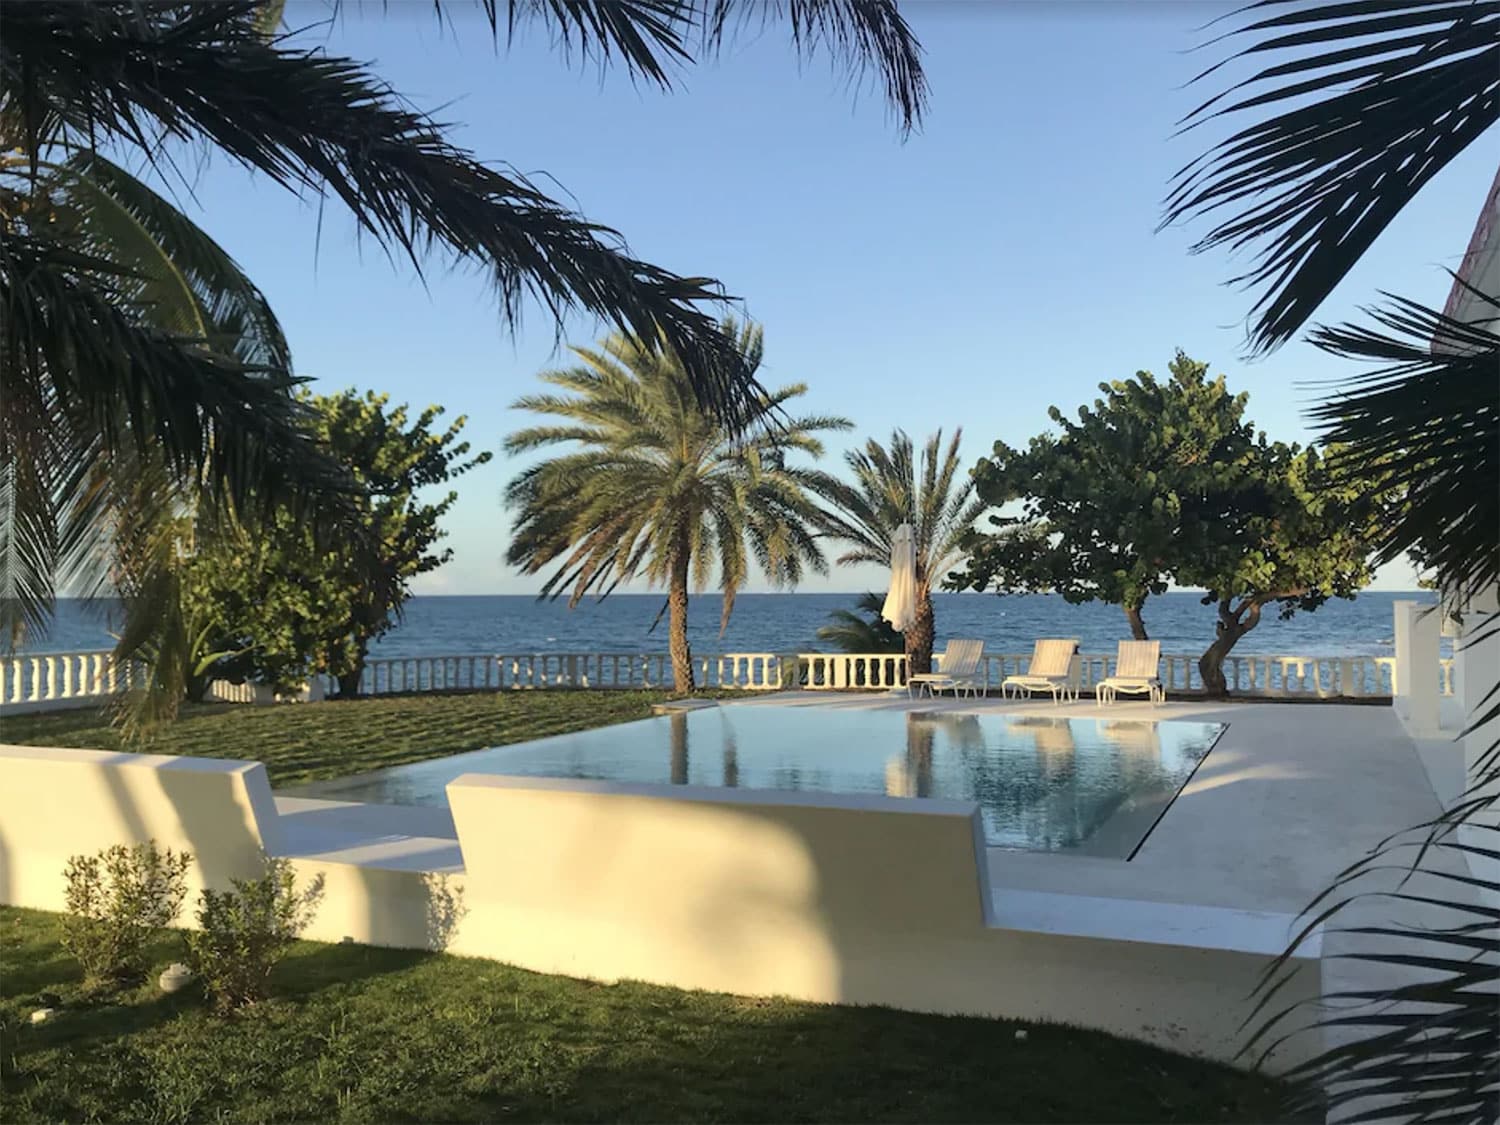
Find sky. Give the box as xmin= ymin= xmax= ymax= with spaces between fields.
xmin=148 ymin=0 xmax=1495 ymax=595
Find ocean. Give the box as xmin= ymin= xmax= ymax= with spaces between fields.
xmin=22 ymin=591 xmax=1435 ymax=659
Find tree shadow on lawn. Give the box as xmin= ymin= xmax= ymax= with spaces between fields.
xmin=273 ymin=937 xmax=431 ymax=1000
xmin=518 ymin=989 xmax=1305 ymax=1125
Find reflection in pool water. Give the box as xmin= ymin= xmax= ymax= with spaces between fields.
xmin=291 ymin=706 xmax=1225 ymax=858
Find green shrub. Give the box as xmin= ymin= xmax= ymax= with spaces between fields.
xmin=186 ymin=858 xmax=321 ymax=1015
xmin=61 ymin=841 xmax=192 ymax=988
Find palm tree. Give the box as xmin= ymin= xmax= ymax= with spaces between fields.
xmin=504 ymin=319 xmax=851 ymax=692
xmin=0 ymin=0 xmax=928 ymax=639
xmin=809 ymin=430 xmax=985 ymax=675
xmin=816 ymin=592 xmax=905 ymax=654
xmin=1166 ymin=4 xmax=1499 ymax=1120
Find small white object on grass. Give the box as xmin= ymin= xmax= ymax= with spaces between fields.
xmin=30 ymin=1008 xmax=54 ymax=1024
xmin=159 ymin=963 xmax=194 ymax=993
xmin=1014 ymin=1029 xmax=1028 ymax=1041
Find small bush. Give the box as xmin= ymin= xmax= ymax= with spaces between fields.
xmin=61 ymin=842 xmax=192 ymax=988
xmin=186 ymin=858 xmax=321 ymax=1015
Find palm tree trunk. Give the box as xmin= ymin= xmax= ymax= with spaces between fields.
xmin=669 ymin=711 xmax=689 ymax=783
xmin=906 ymin=589 xmax=936 ymax=676
xmin=668 ymin=545 xmax=695 ymax=693
xmin=1124 ymin=603 xmax=1149 ymax=641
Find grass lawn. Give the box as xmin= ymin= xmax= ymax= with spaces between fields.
xmin=1 ymin=906 xmax=1307 ymax=1124
xmin=0 ymin=691 xmax=682 ymax=787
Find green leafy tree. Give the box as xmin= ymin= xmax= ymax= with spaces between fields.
xmin=1175 ymin=442 xmax=1381 ymax=696
xmin=808 ymin=431 xmax=985 ymax=675
xmin=504 ymin=319 xmax=849 ymax=692
xmin=957 ymin=356 xmax=1383 ymax=697
xmin=2 ymin=0 xmax=927 ymax=639
xmin=956 ymin=353 xmax=1257 ymax=642
xmin=816 ymin=592 xmax=905 ymax=654
xmin=181 ymin=389 xmax=489 ymax=697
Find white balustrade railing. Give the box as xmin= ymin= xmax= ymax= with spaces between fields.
xmin=977 ymin=652 xmax=1434 ymax=699
xmin=796 ymin=653 xmax=908 ymax=691
xmin=352 ymin=651 xmax=792 ymax=695
xmin=0 ymin=650 xmax=142 ymax=712
xmin=0 ymin=647 xmax=1457 ymax=713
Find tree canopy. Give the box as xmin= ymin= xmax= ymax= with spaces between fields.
xmin=808 ymin=430 xmax=983 ymax=674
xmin=954 ymin=353 xmax=1384 ymax=694
xmin=504 ymin=319 xmax=849 ymax=691
xmin=954 ymin=353 xmax=1260 ymax=641
xmin=178 ymin=389 xmax=489 ymax=695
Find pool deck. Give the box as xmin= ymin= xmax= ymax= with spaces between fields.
xmin=734 ymin=694 xmax=1452 ymax=914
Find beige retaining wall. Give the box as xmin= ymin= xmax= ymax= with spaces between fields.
xmin=0 ymin=745 xmax=1322 ymax=1072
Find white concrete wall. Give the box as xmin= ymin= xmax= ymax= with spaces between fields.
xmin=1392 ymin=601 xmax=1442 ymax=733
xmin=1453 ymin=601 xmax=1500 ymax=907
xmin=0 ymin=747 xmax=1323 ymax=1072
xmin=445 ymin=774 xmax=1322 ymax=1070
xmin=0 ymin=745 xmax=280 ymax=915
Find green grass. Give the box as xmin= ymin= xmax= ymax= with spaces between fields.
xmin=0 ymin=906 xmax=1307 ymax=1124
xmin=0 ymin=691 xmax=682 ymax=787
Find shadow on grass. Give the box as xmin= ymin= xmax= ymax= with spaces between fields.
xmin=274 ymin=938 xmax=432 ymax=1000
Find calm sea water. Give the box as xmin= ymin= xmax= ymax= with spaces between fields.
xmin=25 ymin=590 xmax=1435 ymax=658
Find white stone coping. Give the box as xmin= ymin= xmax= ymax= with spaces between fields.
xmin=994 ymin=889 xmax=1320 ymax=960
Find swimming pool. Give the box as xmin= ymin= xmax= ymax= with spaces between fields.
xmin=291 ymin=706 xmax=1225 ymax=858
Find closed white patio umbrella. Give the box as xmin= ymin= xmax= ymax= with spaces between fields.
xmin=882 ymin=523 xmax=917 ymax=634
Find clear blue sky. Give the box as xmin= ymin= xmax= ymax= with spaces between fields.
xmin=158 ymin=0 xmax=1493 ymax=594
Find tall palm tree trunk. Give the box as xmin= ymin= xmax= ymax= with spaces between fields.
xmin=668 ymin=544 xmax=695 ymax=693
xmin=906 ymin=589 xmax=936 ymax=676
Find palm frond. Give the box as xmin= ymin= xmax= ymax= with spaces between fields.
xmin=468 ymin=0 xmax=927 ymax=133
xmin=504 ymin=317 xmax=838 ymax=628
xmin=1 ymin=1 xmax=764 ymax=428
xmin=1306 ymin=287 xmax=1499 ymax=600
xmin=0 ymin=231 xmax=355 ymax=637
xmin=43 ymin=151 xmax=290 ymax=368
xmin=815 ymin=591 xmax=903 ymax=653
xmin=1246 ymin=831 xmax=1500 ymax=1124
xmin=810 ymin=427 xmax=981 ymax=585
xmin=699 ymin=0 xmax=927 ymax=134
xmin=1163 ymin=0 xmax=1500 ymax=351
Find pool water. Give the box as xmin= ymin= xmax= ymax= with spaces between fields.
xmin=291 ymin=706 xmax=1225 ymax=858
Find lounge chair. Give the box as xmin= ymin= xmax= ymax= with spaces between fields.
xmin=907 ymin=639 xmax=985 ymax=699
xmin=1000 ymin=638 xmax=1080 ymax=703
xmin=1095 ymin=640 xmax=1164 ymax=705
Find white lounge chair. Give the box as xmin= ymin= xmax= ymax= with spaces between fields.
xmin=908 ymin=639 xmax=985 ymax=699
xmin=1095 ymin=640 xmax=1164 ymax=705
xmin=1000 ymin=638 xmax=1080 ymax=703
